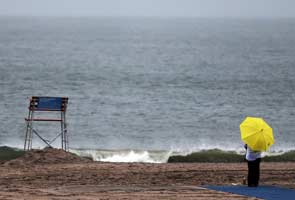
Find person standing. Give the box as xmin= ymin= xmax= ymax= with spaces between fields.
xmin=244 ymin=144 xmax=262 ymax=187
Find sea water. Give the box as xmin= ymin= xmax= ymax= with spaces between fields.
xmin=0 ymin=17 xmax=295 ymax=162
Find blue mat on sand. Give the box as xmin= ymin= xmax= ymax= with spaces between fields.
xmin=204 ymin=185 xmax=295 ymax=200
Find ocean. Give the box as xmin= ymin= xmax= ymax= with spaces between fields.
xmin=0 ymin=16 xmax=295 ymax=163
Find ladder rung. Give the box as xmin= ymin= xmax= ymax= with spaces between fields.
xmin=25 ymin=118 xmax=62 ymax=122
xmin=29 ymin=108 xmax=66 ymax=111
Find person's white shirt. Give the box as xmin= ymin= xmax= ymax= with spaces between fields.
xmin=246 ymin=145 xmax=262 ymax=161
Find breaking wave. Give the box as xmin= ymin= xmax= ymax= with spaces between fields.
xmin=70 ymin=148 xmax=295 ymax=163
xmin=70 ymin=149 xmax=174 ymax=163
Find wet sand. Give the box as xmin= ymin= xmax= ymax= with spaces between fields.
xmin=0 ymin=149 xmax=295 ymax=199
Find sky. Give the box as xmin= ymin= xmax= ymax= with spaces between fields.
xmin=0 ymin=0 xmax=295 ymax=18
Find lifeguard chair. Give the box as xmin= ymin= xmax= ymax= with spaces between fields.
xmin=24 ymin=96 xmax=69 ymax=151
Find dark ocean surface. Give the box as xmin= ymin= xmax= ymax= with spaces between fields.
xmin=1 ymin=17 xmax=295 ymax=162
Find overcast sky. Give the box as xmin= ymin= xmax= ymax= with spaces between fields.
xmin=0 ymin=0 xmax=295 ymax=18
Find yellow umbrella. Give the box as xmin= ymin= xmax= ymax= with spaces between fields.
xmin=240 ymin=117 xmax=274 ymax=152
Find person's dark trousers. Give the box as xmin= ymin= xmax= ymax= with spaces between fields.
xmin=247 ymin=158 xmax=261 ymax=187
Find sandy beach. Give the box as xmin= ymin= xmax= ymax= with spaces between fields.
xmin=0 ymin=149 xmax=294 ymax=200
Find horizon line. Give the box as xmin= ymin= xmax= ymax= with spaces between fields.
xmin=1 ymin=14 xmax=295 ymax=20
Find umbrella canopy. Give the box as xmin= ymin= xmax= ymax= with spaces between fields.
xmin=240 ymin=117 xmax=274 ymax=152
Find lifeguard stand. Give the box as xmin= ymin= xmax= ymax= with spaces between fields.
xmin=24 ymin=96 xmax=69 ymax=151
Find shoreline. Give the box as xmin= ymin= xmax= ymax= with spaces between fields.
xmin=2 ymin=146 xmax=295 ymax=163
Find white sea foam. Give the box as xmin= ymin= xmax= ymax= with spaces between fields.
xmin=99 ymin=151 xmax=156 ymax=163
xmin=70 ymin=149 xmax=173 ymax=163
